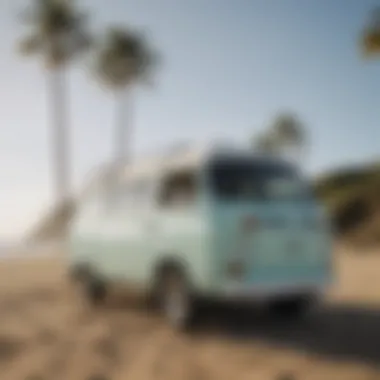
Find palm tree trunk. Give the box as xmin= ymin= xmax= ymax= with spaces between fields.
xmin=49 ymin=68 xmax=70 ymax=205
xmin=115 ymin=86 xmax=133 ymax=166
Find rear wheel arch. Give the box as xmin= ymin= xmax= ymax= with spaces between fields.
xmin=150 ymin=255 xmax=196 ymax=294
xmin=68 ymin=261 xmax=103 ymax=284
xmin=153 ymin=256 xmax=188 ymax=281
xmin=68 ymin=262 xmax=91 ymax=282
xmin=150 ymin=255 xmax=199 ymax=329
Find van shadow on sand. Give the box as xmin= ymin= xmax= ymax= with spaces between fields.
xmin=193 ymin=303 xmax=380 ymax=368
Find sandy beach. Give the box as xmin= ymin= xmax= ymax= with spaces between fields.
xmin=0 ymin=250 xmax=379 ymax=380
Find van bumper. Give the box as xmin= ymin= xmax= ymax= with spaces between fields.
xmin=213 ymin=282 xmax=330 ymax=303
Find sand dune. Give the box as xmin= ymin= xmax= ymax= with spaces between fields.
xmin=0 ymin=252 xmax=379 ymax=380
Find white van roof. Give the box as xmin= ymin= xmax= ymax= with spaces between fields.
xmin=79 ymin=145 xmax=211 ymax=196
xmin=120 ymin=143 xmax=286 ymax=181
xmin=121 ymin=145 xmax=206 ymax=179
xmin=79 ymin=144 xmax=294 ymax=198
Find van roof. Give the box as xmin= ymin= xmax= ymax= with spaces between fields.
xmin=120 ymin=144 xmax=289 ymax=180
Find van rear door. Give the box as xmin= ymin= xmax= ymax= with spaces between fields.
xmin=207 ymin=157 xmax=332 ymax=288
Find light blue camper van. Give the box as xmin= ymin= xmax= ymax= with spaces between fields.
xmin=68 ymin=145 xmax=333 ymax=329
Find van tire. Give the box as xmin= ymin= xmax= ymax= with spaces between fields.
xmin=155 ymin=266 xmax=197 ymax=330
xmin=73 ymin=272 xmax=108 ymax=308
xmin=270 ymin=296 xmax=316 ymax=320
xmin=84 ymin=278 xmax=108 ymax=306
xmin=68 ymin=265 xmax=89 ymax=284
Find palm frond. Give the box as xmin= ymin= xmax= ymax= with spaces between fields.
xmin=253 ymin=132 xmax=278 ymax=155
xmin=362 ymin=28 xmax=380 ymax=57
xmin=95 ymin=26 xmax=157 ymax=89
xmin=361 ymin=7 xmax=380 ymax=57
xmin=18 ymin=0 xmax=91 ymax=68
xmin=18 ymin=34 xmax=42 ymax=55
xmin=272 ymin=112 xmax=305 ymax=146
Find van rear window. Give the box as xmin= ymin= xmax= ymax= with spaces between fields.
xmin=208 ymin=158 xmax=309 ymax=201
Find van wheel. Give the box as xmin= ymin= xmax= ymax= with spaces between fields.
xmin=84 ymin=278 xmax=108 ymax=306
xmin=68 ymin=265 xmax=89 ymax=284
xmin=74 ymin=275 xmax=108 ymax=307
xmin=270 ymin=296 xmax=315 ymax=320
xmin=156 ymin=268 xmax=196 ymax=330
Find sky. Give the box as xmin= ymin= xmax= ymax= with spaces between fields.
xmin=0 ymin=0 xmax=379 ymax=240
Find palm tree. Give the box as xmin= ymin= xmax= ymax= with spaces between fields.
xmin=95 ymin=26 xmax=157 ymax=166
xmin=252 ymin=131 xmax=279 ymax=156
xmin=362 ymin=8 xmax=380 ymax=57
xmin=18 ymin=0 xmax=90 ymax=203
xmin=270 ymin=112 xmax=306 ymax=165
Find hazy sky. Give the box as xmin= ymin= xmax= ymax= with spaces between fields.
xmin=0 ymin=0 xmax=378 ymax=239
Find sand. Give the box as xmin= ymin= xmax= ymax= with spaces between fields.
xmin=0 ymin=251 xmax=379 ymax=380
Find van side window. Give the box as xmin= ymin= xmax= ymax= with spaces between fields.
xmin=105 ymin=179 xmax=152 ymax=212
xmin=159 ymin=170 xmax=197 ymax=208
